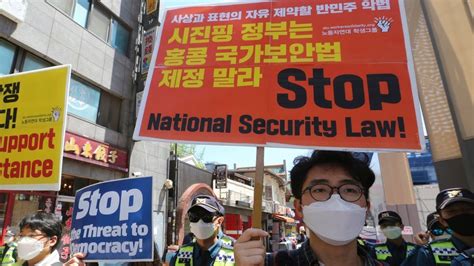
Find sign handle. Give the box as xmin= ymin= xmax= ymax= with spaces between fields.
xmin=252 ymin=146 xmax=264 ymax=229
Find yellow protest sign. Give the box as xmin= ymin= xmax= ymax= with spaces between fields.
xmin=0 ymin=65 xmax=70 ymax=191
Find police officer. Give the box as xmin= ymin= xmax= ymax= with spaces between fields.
xmin=170 ymin=194 xmax=235 ymax=266
xmin=0 ymin=229 xmax=19 ymax=266
xmin=414 ymin=212 xmax=450 ymax=245
xmin=403 ymin=188 xmax=474 ymax=265
xmin=370 ymin=211 xmax=416 ymax=265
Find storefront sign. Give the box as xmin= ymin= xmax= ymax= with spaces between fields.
xmin=63 ymin=131 xmax=128 ymax=172
xmin=142 ymin=28 xmax=156 ymax=74
xmin=71 ymin=176 xmax=153 ymax=262
xmin=134 ymin=0 xmax=424 ymax=151
xmin=143 ymin=0 xmax=159 ymax=30
xmin=0 ymin=65 xmax=70 ymax=191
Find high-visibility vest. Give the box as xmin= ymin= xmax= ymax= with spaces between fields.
xmin=374 ymin=242 xmax=416 ymax=261
xmin=0 ymin=244 xmax=19 ymax=266
xmin=192 ymin=233 xmax=235 ymax=247
xmin=429 ymin=240 xmax=459 ymax=265
xmin=175 ymin=244 xmax=235 ymax=266
xmin=221 ymin=235 xmax=235 ymax=247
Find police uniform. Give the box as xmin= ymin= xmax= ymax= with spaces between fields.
xmin=402 ymin=236 xmax=473 ymax=265
xmin=401 ymin=188 xmax=474 ymax=266
xmin=0 ymin=243 xmax=19 ymax=266
xmin=171 ymin=194 xmax=235 ymax=266
xmin=373 ymin=241 xmax=416 ymax=265
xmin=189 ymin=230 xmax=235 ymax=247
xmin=372 ymin=211 xmax=417 ymax=265
xmin=219 ymin=230 xmax=236 ymax=247
xmin=171 ymin=238 xmax=235 ymax=266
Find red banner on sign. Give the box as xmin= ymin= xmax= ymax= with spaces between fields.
xmin=134 ymin=0 xmax=424 ymax=151
xmin=63 ymin=132 xmax=128 ymax=172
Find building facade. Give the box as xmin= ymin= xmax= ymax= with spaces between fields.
xmin=0 ymin=0 xmax=170 ymax=260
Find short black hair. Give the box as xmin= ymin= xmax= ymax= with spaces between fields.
xmin=19 ymin=212 xmax=62 ymax=251
xmin=290 ymin=150 xmax=375 ymax=200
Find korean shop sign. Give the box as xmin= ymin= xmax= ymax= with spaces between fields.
xmin=63 ymin=131 xmax=129 ymax=172
xmin=0 ymin=65 xmax=71 ymax=191
xmin=134 ymin=0 xmax=424 ymax=151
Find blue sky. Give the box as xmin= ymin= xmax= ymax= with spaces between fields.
xmin=195 ymin=145 xmax=312 ymax=170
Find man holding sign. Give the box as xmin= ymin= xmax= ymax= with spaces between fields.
xmin=234 ymin=151 xmax=385 ymax=266
xmin=170 ymin=195 xmax=235 ymax=266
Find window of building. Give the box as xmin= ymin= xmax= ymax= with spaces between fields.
xmin=0 ymin=39 xmax=16 ymax=75
xmin=22 ymin=53 xmax=51 ymax=72
xmin=47 ymin=0 xmax=74 ymax=16
xmin=110 ymin=19 xmax=129 ymax=54
xmin=97 ymin=92 xmax=121 ymax=131
xmin=1 ymin=38 xmax=122 ymax=132
xmin=68 ymin=77 xmax=101 ymax=122
xmin=88 ymin=4 xmax=110 ymax=41
xmin=72 ymin=0 xmax=91 ymax=27
xmin=47 ymin=0 xmax=130 ymax=55
xmin=68 ymin=77 xmax=122 ymax=131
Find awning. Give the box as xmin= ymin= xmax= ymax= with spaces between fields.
xmin=272 ymin=214 xmax=295 ymax=223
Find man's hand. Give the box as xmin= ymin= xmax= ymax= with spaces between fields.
xmin=234 ymin=228 xmax=268 ymax=266
xmin=414 ymin=231 xmax=430 ymax=245
xmin=63 ymin=253 xmax=85 ymax=266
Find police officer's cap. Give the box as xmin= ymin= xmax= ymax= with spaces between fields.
xmin=436 ymin=187 xmax=474 ymax=210
xmin=426 ymin=212 xmax=441 ymax=230
xmin=188 ymin=194 xmax=225 ymax=215
xmin=378 ymin=211 xmax=402 ymax=225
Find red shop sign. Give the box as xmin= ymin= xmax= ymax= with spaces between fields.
xmin=63 ymin=132 xmax=128 ymax=172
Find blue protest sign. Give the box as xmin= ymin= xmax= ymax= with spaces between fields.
xmin=70 ymin=176 xmax=153 ymax=262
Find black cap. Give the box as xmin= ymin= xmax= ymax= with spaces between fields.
xmin=188 ymin=194 xmax=225 ymax=215
xmin=426 ymin=212 xmax=441 ymax=230
xmin=378 ymin=211 xmax=402 ymax=225
xmin=436 ymin=188 xmax=474 ymax=210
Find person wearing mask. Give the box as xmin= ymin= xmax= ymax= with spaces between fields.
xmin=170 ymin=194 xmax=235 ymax=266
xmin=403 ymin=188 xmax=474 ymax=265
xmin=414 ymin=212 xmax=450 ymax=245
xmin=370 ymin=211 xmax=416 ymax=265
xmin=234 ymin=150 xmax=386 ymax=266
xmin=16 ymin=212 xmax=62 ymax=266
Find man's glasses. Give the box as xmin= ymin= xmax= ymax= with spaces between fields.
xmin=188 ymin=212 xmax=216 ymax=223
xmin=302 ymin=183 xmax=365 ymax=202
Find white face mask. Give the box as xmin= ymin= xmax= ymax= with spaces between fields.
xmin=382 ymin=226 xmax=402 ymax=239
xmin=302 ymin=194 xmax=367 ymax=246
xmin=190 ymin=219 xmax=216 ymax=240
xmin=17 ymin=237 xmax=45 ymax=260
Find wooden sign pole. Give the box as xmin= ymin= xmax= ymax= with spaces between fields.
xmin=252 ymin=146 xmax=264 ymax=228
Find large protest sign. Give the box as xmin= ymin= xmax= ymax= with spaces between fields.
xmin=70 ymin=176 xmax=153 ymax=262
xmin=134 ymin=0 xmax=424 ymax=151
xmin=0 ymin=65 xmax=70 ymax=190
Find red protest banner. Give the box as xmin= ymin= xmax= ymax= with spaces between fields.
xmin=134 ymin=0 xmax=424 ymax=151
